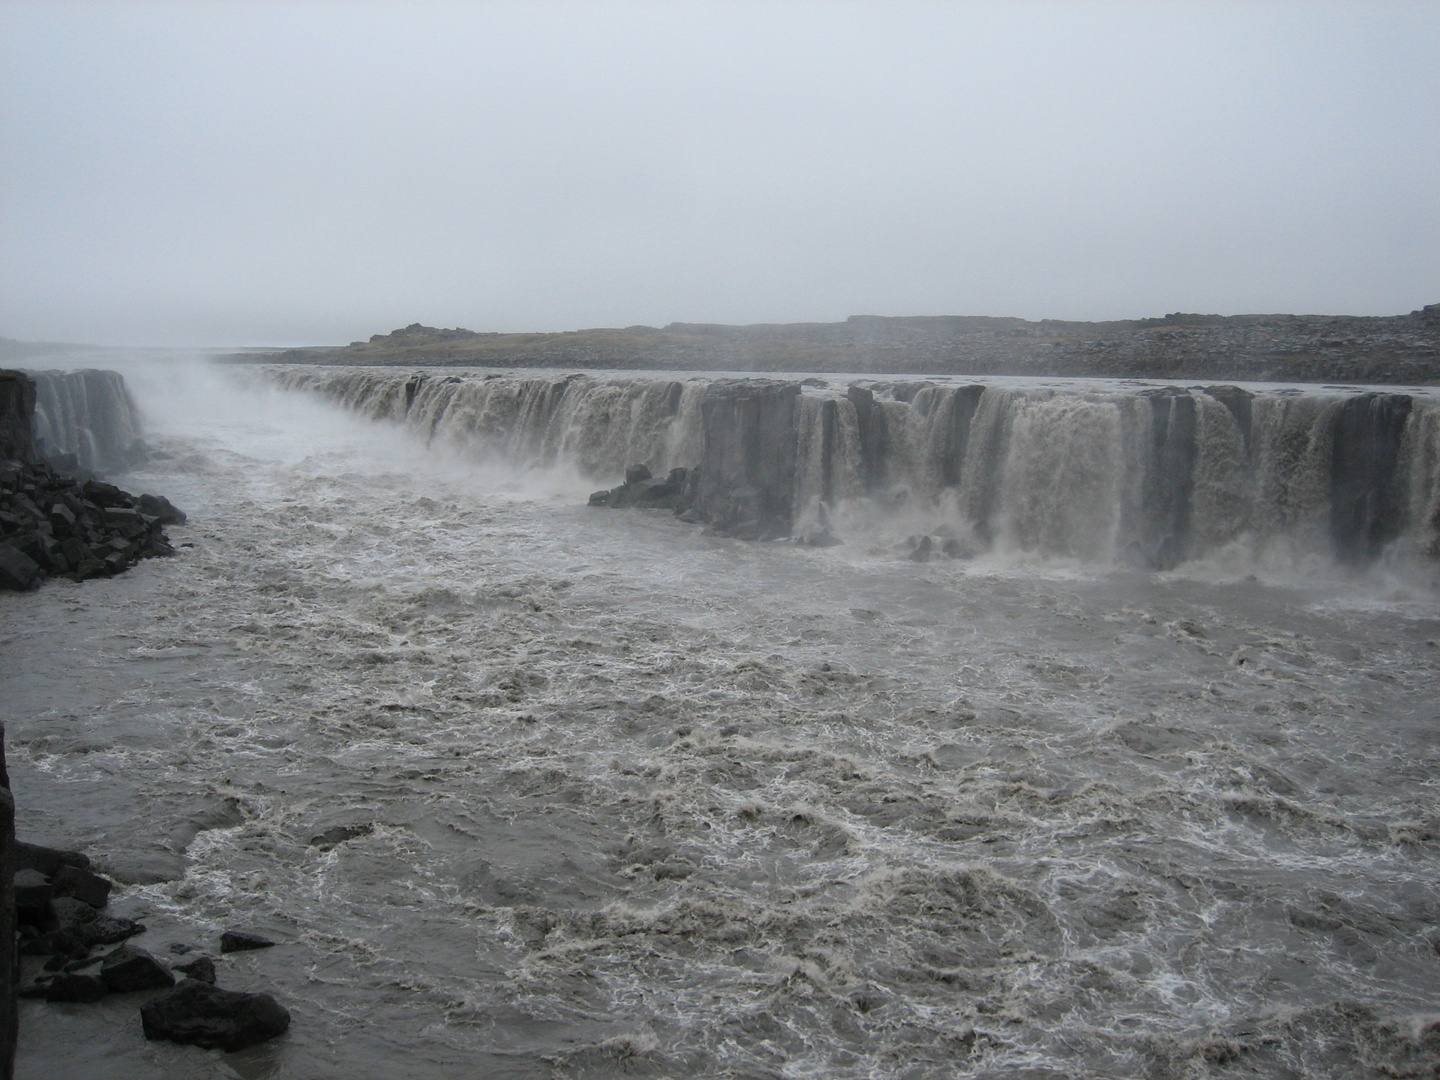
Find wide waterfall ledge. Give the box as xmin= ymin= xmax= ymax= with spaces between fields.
xmin=263 ymin=366 xmax=1440 ymax=574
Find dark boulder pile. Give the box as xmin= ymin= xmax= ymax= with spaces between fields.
xmin=15 ymin=841 xmax=153 ymax=1001
xmin=589 ymin=464 xmax=699 ymax=515
xmin=0 ymin=459 xmax=185 ymax=590
xmin=14 ymin=834 xmax=289 ymax=1052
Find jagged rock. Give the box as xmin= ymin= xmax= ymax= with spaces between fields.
xmin=220 ymin=930 xmax=276 ymax=953
xmin=80 ymin=916 xmax=146 ymax=948
xmin=587 ymin=489 xmax=611 ymax=507
xmin=141 ymin=980 xmax=291 ymax=1051
xmin=173 ymin=956 xmax=216 ymax=984
xmin=0 ymin=544 xmax=39 ymax=590
xmin=51 ymin=896 xmax=99 ymax=929
xmin=51 ymin=863 xmax=113 ymax=908
xmin=137 ymin=492 xmax=186 ymax=524
xmin=100 ymin=944 xmax=175 ymax=992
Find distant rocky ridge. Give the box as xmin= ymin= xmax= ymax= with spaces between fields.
xmin=253 ymin=304 xmax=1440 ymax=383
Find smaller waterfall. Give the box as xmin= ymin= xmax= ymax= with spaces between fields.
xmin=27 ymin=369 xmax=145 ymax=473
xmin=266 ymin=365 xmax=1440 ymax=571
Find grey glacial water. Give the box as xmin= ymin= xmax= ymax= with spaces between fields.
xmin=3 ymin=358 xmax=1440 ymax=1079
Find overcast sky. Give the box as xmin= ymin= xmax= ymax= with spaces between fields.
xmin=2 ymin=1 xmax=1437 ymax=346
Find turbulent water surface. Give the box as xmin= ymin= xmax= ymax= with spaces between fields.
xmin=4 ymin=357 xmax=1440 ymax=1079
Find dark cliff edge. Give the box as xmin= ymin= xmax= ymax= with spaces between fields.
xmin=0 ymin=373 xmax=37 ymax=464
xmin=241 ymin=303 xmax=1440 ymax=384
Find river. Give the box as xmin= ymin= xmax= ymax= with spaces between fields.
xmin=4 ymin=356 xmax=1440 ymax=1078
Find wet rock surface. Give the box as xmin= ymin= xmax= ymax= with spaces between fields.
xmin=12 ymin=828 xmax=289 ymax=1054
xmin=219 ymin=930 xmax=277 ymax=954
xmin=0 ymin=461 xmax=181 ymax=588
xmin=140 ymin=980 xmax=291 ymax=1052
xmin=99 ymin=944 xmax=176 ymax=992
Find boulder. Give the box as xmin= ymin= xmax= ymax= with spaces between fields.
xmin=100 ymin=944 xmax=175 ymax=992
xmin=173 ymin=956 xmax=216 ymax=984
xmin=47 ymin=502 xmax=76 ymax=535
xmin=18 ymin=928 xmax=81 ymax=958
xmin=44 ymin=972 xmax=107 ymax=1004
xmin=0 ymin=544 xmax=40 ymax=590
xmin=51 ymin=896 xmax=99 ymax=929
xmin=633 ymin=479 xmax=679 ymax=509
xmin=51 ymin=863 xmax=113 ymax=908
xmin=624 ymin=463 xmax=652 ymax=485
xmin=80 ymin=916 xmax=146 ymax=948
xmin=137 ymin=492 xmax=186 ymax=524
xmin=141 ymin=979 xmax=291 ymax=1051
xmin=220 ymin=930 xmax=276 ymax=954
xmin=587 ymin=490 xmax=611 ymax=507
xmin=907 ymin=535 xmax=933 ymax=562
xmin=14 ymin=841 xmax=90 ymax=877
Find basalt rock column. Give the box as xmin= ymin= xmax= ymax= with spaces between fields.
xmin=1138 ymin=389 xmax=1199 ymax=570
xmin=1330 ymin=392 xmax=1413 ymax=564
xmin=0 ymin=372 xmax=37 ymax=464
xmin=696 ymin=380 xmax=800 ymax=539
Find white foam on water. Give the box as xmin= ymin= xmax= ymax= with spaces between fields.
xmin=3 ymin=355 xmax=1439 ymax=1078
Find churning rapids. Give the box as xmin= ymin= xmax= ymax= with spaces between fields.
xmin=4 ymin=357 xmax=1440 ymax=1079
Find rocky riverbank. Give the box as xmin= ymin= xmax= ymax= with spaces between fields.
xmin=252 ymin=302 xmax=1440 ymax=383
xmin=0 ymin=369 xmax=185 ymax=591
xmin=12 ymin=823 xmax=290 ymax=1052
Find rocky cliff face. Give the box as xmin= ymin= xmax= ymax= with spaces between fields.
xmin=272 ymin=367 xmax=1440 ymax=569
xmin=0 ymin=368 xmax=184 ymax=591
xmin=0 ymin=372 xmax=37 ymax=464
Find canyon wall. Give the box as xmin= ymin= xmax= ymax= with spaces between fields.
xmin=269 ymin=367 xmax=1440 ymax=570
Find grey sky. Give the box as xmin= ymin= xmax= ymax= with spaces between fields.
xmin=2 ymin=1 xmax=1437 ymax=347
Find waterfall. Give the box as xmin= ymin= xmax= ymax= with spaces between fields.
xmin=27 ymin=369 xmax=145 ymax=473
xmin=267 ymin=366 xmax=1440 ymax=569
